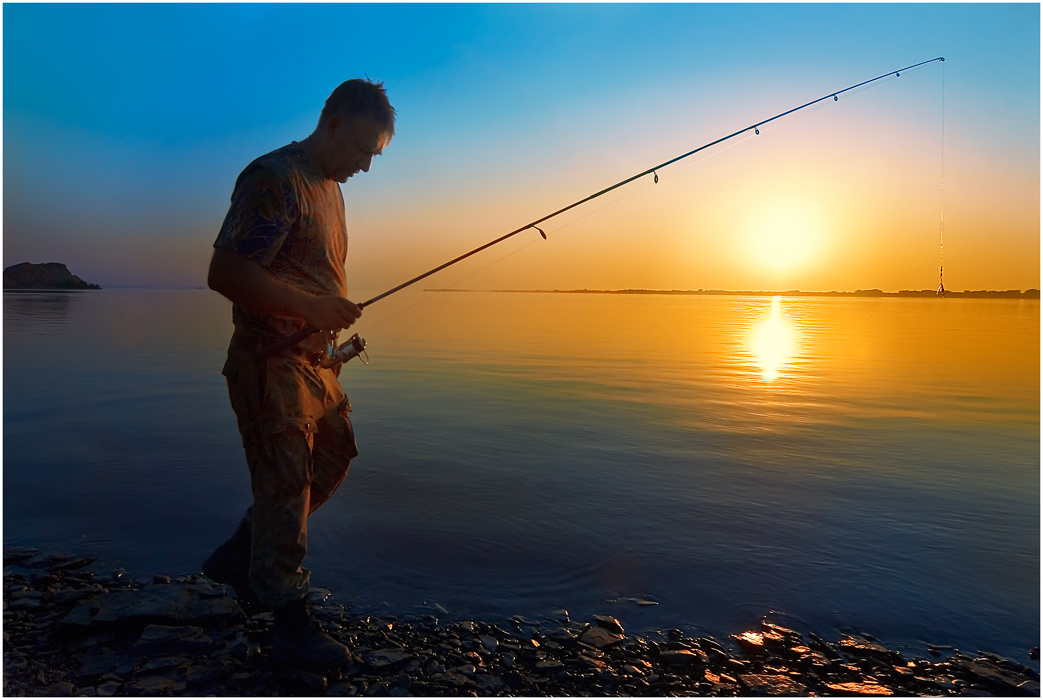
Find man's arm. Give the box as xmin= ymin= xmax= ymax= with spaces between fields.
xmin=208 ymin=247 xmax=361 ymax=332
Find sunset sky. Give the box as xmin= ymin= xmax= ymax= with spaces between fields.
xmin=3 ymin=3 xmax=1039 ymax=292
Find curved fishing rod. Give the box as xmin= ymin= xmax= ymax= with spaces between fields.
xmin=256 ymin=56 xmax=945 ymax=361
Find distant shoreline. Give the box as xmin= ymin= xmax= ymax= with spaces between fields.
xmin=425 ymin=288 xmax=1041 ymax=300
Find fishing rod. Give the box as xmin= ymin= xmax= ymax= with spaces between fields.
xmin=256 ymin=56 xmax=945 ymax=362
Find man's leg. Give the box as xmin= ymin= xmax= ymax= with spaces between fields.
xmin=247 ymin=429 xmax=313 ymax=606
xmin=308 ymin=403 xmax=357 ymax=515
xmin=248 ymin=428 xmax=350 ymax=673
xmin=201 ymin=510 xmax=261 ymax=608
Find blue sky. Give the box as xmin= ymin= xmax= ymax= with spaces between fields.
xmin=3 ymin=3 xmax=1039 ymax=291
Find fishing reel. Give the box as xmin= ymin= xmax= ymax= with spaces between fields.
xmin=321 ymin=332 xmax=369 ymax=368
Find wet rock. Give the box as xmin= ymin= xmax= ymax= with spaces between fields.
xmin=75 ymin=650 xmax=119 ymax=678
xmin=8 ymin=546 xmax=1043 ymax=699
xmin=478 ymin=634 xmax=498 ymax=653
xmin=581 ymin=625 xmax=624 ymax=649
xmin=122 ymin=675 xmax=182 ymax=694
xmin=826 ymin=680 xmax=895 ymax=695
xmin=840 ymin=634 xmax=899 ymax=661
xmin=279 ymin=668 xmax=329 ymax=693
xmin=361 ymin=649 xmax=414 ymax=671
xmin=734 ymin=630 xmax=771 ymax=655
xmin=131 ymin=624 xmax=213 ymax=655
xmin=49 ymin=680 xmax=76 ymax=695
xmin=659 ymin=649 xmax=706 ymax=667
xmin=61 ymin=583 xmax=244 ymax=631
xmin=741 ymin=673 xmax=807 ymax=695
xmin=535 ymin=658 xmax=565 ymax=672
xmin=3 ymin=546 xmax=40 ymax=566
xmin=475 ymin=673 xmax=505 ymax=692
xmin=593 ymin=614 xmax=624 ymax=635
xmin=950 ymin=654 xmax=1036 ymax=695
xmin=95 ymin=681 xmax=121 ymax=696
xmin=25 ymin=552 xmax=96 ymax=571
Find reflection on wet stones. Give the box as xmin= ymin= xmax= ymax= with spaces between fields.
xmin=3 ymin=546 xmax=1041 ymax=696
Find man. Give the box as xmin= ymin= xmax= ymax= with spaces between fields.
xmin=203 ymin=79 xmax=395 ymax=672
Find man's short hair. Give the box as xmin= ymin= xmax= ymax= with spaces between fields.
xmin=320 ymin=79 xmax=396 ymax=141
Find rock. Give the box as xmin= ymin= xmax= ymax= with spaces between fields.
xmin=741 ymin=673 xmax=808 ymax=695
xmin=308 ymin=587 xmax=333 ymax=604
xmin=1019 ymin=680 xmax=1042 ymax=695
xmin=186 ymin=661 xmax=226 ymax=685
xmin=825 ymin=680 xmax=894 ymax=695
xmin=136 ymin=656 xmax=188 ymax=675
xmin=4 ymin=262 xmax=101 ymax=290
xmin=152 ymin=575 xmax=171 ymax=585
xmin=123 ymin=676 xmax=186 ymax=695
xmin=131 ymin=624 xmax=213 ymax=655
xmin=593 ymin=614 xmax=624 ymax=635
xmin=950 ymin=655 xmax=1034 ymax=695
xmin=3 ymin=546 xmax=40 ymax=566
xmin=75 ymin=650 xmax=119 ymax=678
xmin=581 ymin=625 xmax=624 ymax=649
xmin=659 ymin=649 xmax=706 ymax=667
xmin=839 ymin=635 xmax=897 ymax=661
xmin=478 ymin=634 xmax=498 ymax=653
xmin=475 ymin=673 xmax=505 ymax=692
xmin=61 ymin=583 xmax=244 ymax=631
xmin=430 ymin=672 xmax=474 ymax=689
xmin=535 ymin=659 xmax=565 ymax=672
xmin=95 ymin=681 xmax=120 ymax=696
xmin=734 ymin=630 xmax=771 ymax=654
xmin=361 ymin=649 xmax=414 ymax=671
xmin=279 ymin=668 xmax=328 ymax=693
xmin=760 ymin=621 xmax=803 ymax=646
xmin=1030 ymin=647 xmax=1040 ymax=661
xmin=49 ymin=681 xmax=76 ymax=695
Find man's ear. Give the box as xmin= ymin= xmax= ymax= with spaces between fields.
xmin=325 ymin=114 xmax=341 ymax=136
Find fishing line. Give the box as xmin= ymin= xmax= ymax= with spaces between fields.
xmin=937 ymin=59 xmax=946 ymax=296
xmin=257 ymin=56 xmax=945 ymax=361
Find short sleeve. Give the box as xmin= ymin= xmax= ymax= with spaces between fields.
xmin=214 ymin=164 xmax=299 ymax=267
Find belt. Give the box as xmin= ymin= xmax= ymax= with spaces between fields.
xmin=229 ymin=331 xmax=328 ymax=366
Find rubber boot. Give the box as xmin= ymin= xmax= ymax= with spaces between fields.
xmin=201 ymin=517 xmax=265 ymax=610
xmin=272 ymin=597 xmax=351 ymax=672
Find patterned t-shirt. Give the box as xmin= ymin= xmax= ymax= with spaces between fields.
xmin=214 ymin=142 xmax=347 ymax=342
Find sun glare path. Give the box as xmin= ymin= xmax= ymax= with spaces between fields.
xmin=747 ymin=296 xmax=800 ymax=382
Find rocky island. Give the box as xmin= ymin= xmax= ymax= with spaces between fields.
xmin=3 ymin=262 xmax=101 ymax=290
xmin=2 ymin=547 xmax=1039 ymax=697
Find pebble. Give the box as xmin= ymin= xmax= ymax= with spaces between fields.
xmin=3 ymin=545 xmax=1040 ymax=697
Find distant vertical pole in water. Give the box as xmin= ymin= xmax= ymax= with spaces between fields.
xmin=937 ymin=60 xmax=946 ymax=296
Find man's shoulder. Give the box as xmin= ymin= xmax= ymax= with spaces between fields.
xmin=241 ymin=143 xmax=304 ymax=182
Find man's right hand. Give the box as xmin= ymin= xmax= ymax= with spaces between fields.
xmin=304 ymin=295 xmax=362 ymax=332
xmin=208 ymin=248 xmax=362 ymax=332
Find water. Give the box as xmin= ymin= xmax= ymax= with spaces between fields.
xmin=3 ymin=288 xmax=1039 ymax=661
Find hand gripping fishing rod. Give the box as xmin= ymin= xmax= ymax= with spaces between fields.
xmin=256 ymin=56 xmax=944 ymax=362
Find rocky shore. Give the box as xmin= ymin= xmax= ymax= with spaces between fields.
xmin=3 ymin=548 xmax=1039 ymax=696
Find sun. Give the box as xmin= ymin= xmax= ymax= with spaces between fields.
xmin=740 ymin=199 xmax=827 ymax=275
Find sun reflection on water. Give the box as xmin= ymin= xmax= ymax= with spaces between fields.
xmin=746 ymin=296 xmax=800 ymax=382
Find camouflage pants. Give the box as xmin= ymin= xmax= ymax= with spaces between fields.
xmin=222 ymin=341 xmax=358 ymax=608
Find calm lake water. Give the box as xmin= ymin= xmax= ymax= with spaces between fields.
xmin=3 ymin=288 xmax=1039 ymax=661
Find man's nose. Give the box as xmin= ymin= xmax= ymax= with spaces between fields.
xmin=359 ymin=154 xmax=374 ymax=172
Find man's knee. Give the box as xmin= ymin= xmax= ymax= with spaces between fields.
xmin=251 ymin=430 xmax=316 ymax=498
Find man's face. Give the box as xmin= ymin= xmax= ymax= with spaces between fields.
xmin=325 ymin=116 xmax=388 ymax=183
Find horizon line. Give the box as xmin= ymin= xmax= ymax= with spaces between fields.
xmin=423 ymin=288 xmax=1041 ymax=298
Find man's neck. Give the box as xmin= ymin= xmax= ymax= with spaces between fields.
xmin=296 ymin=134 xmax=330 ymax=180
